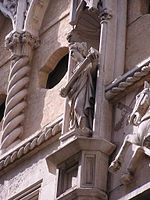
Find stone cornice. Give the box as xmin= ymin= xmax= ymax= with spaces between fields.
xmin=105 ymin=60 xmax=150 ymax=102
xmin=0 ymin=117 xmax=62 ymax=172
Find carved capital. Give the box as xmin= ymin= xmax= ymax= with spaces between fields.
xmin=21 ymin=31 xmax=39 ymax=49
xmin=99 ymin=8 xmax=112 ymax=22
xmin=5 ymin=31 xmax=20 ymax=48
xmin=5 ymin=31 xmax=39 ymax=58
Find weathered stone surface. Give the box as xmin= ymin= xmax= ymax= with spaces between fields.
xmin=126 ymin=15 xmax=150 ymax=71
xmin=0 ymin=0 xmax=150 ymax=200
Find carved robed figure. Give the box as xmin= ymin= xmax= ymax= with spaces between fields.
xmin=60 ymin=42 xmax=98 ymax=134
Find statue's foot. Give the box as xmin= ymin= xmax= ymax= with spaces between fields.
xmin=109 ymin=160 xmax=121 ymax=173
xmin=143 ymin=135 xmax=150 ymax=149
xmin=120 ymin=172 xmax=134 ymax=185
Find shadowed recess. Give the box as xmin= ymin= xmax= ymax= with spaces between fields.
xmin=46 ymin=54 xmax=69 ymax=89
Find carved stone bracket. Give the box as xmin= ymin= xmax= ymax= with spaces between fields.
xmin=46 ymin=136 xmax=116 ymax=199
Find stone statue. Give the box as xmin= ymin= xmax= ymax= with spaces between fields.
xmin=60 ymin=42 xmax=98 ymax=135
xmin=109 ymin=81 xmax=150 ymax=184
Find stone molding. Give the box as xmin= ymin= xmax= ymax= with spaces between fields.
xmin=105 ymin=61 xmax=150 ymax=102
xmin=56 ymin=188 xmax=107 ymax=200
xmin=46 ymin=136 xmax=116 ymax=167
xmin=0 ymin=118 xmax=62 ymax=173
xmin=9 ymin=179 xmax=42 ymax=200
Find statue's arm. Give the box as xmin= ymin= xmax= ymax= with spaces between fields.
xmin=87 ymin=47 xmax=99 ymax=76
xmin=60 ymin=47 xmax=99 ymax=98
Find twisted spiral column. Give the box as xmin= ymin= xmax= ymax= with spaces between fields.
xmin=1 ymin=31 xmax=36 ymax=149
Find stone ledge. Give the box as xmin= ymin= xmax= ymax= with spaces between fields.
xmin=46 ymin=136 xmax=116 ymax=166
xmin=105 ymin=59 xmax=150 ymax=102
xmin=0 ymin=117 xmax=62 ymax=172
xmin=56 ymin=188 xmax=107 ymax=200
xmin=118 ymin=182 xmax=150 ymax=200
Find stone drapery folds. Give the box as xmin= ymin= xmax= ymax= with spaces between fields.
xmin=60 ymin=42 xmax=99 ymax=135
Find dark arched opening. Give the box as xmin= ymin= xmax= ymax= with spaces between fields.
xmin=46 ymin=54 xmax=69 ymax=89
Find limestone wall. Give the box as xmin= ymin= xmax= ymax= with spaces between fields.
xmin=0 ymin=134 xmax=60 ymax=200
xmin=125 ymin=0 xmax=150 ymax=71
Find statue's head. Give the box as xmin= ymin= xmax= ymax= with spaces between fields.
xmin=129 ymin=81 xmax=150 ymax=126
xmin=70 ymin=42 xmax=87 ymax=64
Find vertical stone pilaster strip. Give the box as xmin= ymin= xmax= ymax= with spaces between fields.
xmin=1 ymin=31 xmax=37 ymax=149
xmin=93 ymin=8 xmax=113 ymax=140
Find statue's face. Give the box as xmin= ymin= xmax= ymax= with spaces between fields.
xmin=70 ymin=47 xmax=84 ymax=63
xmin=70 ymin=43 xmax=86 ymax=64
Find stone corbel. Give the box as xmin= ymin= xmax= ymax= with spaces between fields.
xmin=46 ymin=136 xmax=116 ymax=200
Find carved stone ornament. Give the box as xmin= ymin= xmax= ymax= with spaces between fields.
xmin=109 ymin=81 xmax=150 ymax=185
xmin=99 ymin=8 xmax=112 ymax=22
xmin=0 ymin=0 xmax=48 ymax=150
xmin=60 ymin=42 xmax=99 ymax=136
xmin=0 ymin=0 xmax=18 ymax=28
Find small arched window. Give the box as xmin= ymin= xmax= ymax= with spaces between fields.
xmin=46 ymin=54 xmax=68 ymax=89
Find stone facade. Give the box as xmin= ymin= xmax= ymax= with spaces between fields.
xmin=0 ymin=0 xmax=150 ymax=200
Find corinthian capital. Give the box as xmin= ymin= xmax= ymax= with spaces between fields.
xmin=5 ymin=31 xmax=39 ymax=59
xmin=22 ymin=31 xmax=39 ymax=49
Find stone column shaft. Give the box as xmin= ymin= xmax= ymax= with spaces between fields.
xmin=1 ymin=31 xmax=36 ymax=149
